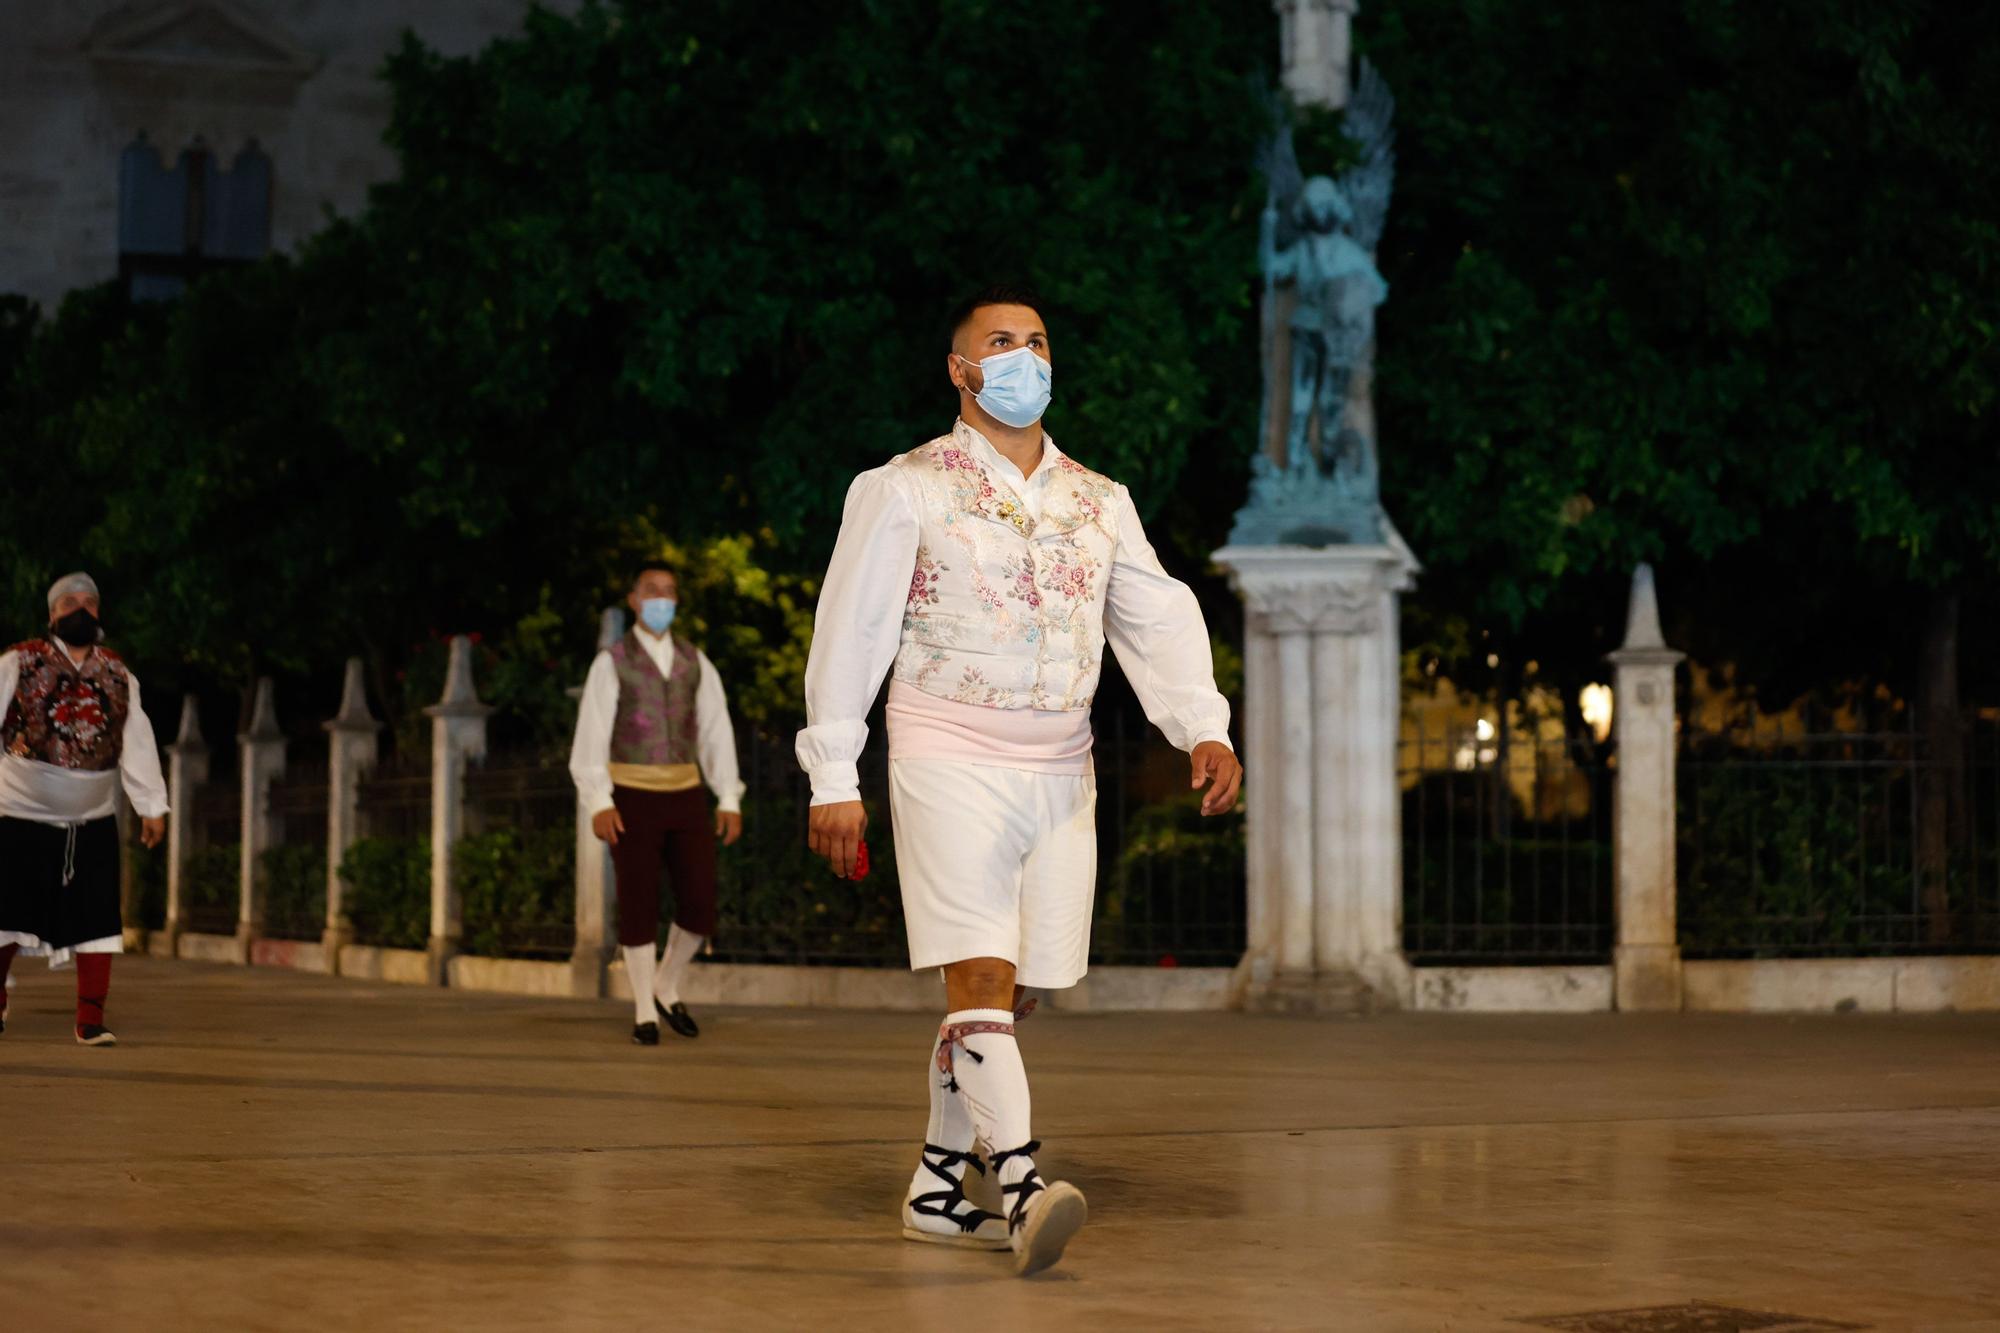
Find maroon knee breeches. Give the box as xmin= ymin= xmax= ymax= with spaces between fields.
xmin=609 ymin=786 xmax=718 ymax=945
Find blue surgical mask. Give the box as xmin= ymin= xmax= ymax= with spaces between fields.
xmin=639 ymin=598 xmax=677 ymax=634
xmin=958 ymin=346 xmax=1052 ymax=428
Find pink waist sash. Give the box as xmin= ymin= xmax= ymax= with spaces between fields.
xmin=885 ymin=680 xmax=1094 ymax=774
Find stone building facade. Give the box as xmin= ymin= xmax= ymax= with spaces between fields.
xmin=0 ymin=0 xmax=570 ymax=309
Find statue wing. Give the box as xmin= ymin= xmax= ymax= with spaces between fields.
xmin=1336 ymin=58 xmax=1396 ymax=253
xmin=1259 ymin=89 xmax=1305 ymax=218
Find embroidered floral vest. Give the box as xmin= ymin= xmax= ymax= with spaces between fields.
xmin=2 ymin=639 xmax=130 ymax=771
xmin=608 ymin=632 xmax=700 ymax=765
xmin=889 ymin=430 xmax=1121 ymax=712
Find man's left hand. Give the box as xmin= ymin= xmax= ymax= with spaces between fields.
xmin=1190 ymin=741 xmax=1243 ymax=816
xmin=140 ymin=815 xmax=166 ymax=849
xmin=715 ymin=810 xmax=743 ymax=847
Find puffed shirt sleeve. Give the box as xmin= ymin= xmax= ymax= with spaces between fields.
xmin=119 ymin=672 xmax=170 ymax=818
xmin=568 ymin=650 xmax=619 ymax=818
xmin=694 ymin=650 xmax=744 ymax=814
xmin=0 ymin=651 xmax=16 ymax=732
xmin=1102 ymin=485 xmax=1234 ymax=753
xmin=795 ymin=466 xmax=921 ymax=806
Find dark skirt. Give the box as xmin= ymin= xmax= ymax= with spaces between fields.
xmin=0 ymin=814 xmax=122 ymax=951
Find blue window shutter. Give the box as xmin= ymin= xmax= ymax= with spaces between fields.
xmin=118 ymin=134 xmax=189 ymax=256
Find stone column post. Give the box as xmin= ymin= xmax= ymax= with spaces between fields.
xmin=116 ymin=794 xmax=142 ymax=952
xmin=424 ymin=636 xmax=491 ymax=984
xmin=323 ymin=658 xmax=380 ymax=975
xmin=1609 ymin=564 xmax=1685 ymax=1011
xmin=1215 ymin=532 xmax=1419 ymax=1011
xmin=237 ymin=678 xmax=286 ymax=963
xmin=1238 ymin=615 xmax=1280 ymax=965
xmin=163 ymin=694 xmax=207 ymax=957
xmin=568 ymin=608 xmax=624 ymax=998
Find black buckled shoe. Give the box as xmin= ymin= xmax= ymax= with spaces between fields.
xmin=75 ymin=1024 xmax=118 ymax=1047
xmin=632 ymin=1021 xmax=660 ymax=1046
xmin=655 ymin=999 xmax=700 ymax=1039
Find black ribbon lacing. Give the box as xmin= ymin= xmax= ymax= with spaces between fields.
xmin=909 ymin=1144 xmax=1002 ymax=1235
xmin=990 ymin=1140 xmax=1046 ymax=1234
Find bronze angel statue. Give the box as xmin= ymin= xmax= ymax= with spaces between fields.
xmin=1257 ymin=59 xmax=1394 ymax=507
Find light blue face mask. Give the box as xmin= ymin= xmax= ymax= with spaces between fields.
xmin=639 ymin=598 xmax=677 ymax=634
xmin=958 ymin=345 xmax=1052 ymax=428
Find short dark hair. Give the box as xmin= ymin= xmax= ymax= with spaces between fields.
xmin=946 ymin=283 xmax=1045 ymax=349
xmin=631 ymin=564 xmax=677 ymax=592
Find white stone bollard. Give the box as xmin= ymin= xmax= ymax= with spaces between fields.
xmin=567 ymin=607 xmax=625 ymax=998
xmin=163 ymin=694 xmax=208 ymax=956
xmin=1609 ymin=564 xmax=1686 ymax=1011
xmin=323 ymin=658 xmax=380 ymax=975
xmin=237 ymin=678 xmax=286 ymax=963
xmin=1215 ymin=529 xmax=1420 ymax=1011
xmin=424 ymin=636 xmax=492 ymax=984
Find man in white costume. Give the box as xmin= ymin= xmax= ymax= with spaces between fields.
xmin=798 ymin=286 xmax=1243 ymax=1275
xmin=0 ymin=573 xmax=168 ymax=1046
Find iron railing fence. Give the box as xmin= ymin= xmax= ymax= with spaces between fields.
xmin=1678 ymin=710 xmax=2000 ymax=958
xmin=1401 ymin=709 xmax=1614 ymax=965
xmin=459 ymin=750 xmax=577 ymax=960
xmin=708 ymin=710 xmax=1245 ymax=969
xmin=184 ymin=776 xmax=241 ymax=935
xmin=708 ymin=715 xmax=902 ymax=967
xmin=151 ymin=710 xmax=1251 ymax=969
xmin=355 ymin=753 xmax=430 ymax=841
xmin=262 ymin=758 xmax=329 ymax=941
xmin=1089 ymin=709 xmax=1246 ymax=968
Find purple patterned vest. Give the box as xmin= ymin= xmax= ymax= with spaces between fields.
xmin=608 ymin=632 xmax=700 ymax=766
xmin=2 ymin=639 xmax=131 ymax=771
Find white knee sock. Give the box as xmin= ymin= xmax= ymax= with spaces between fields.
xmin=652 ymin=924 xmax=704 ymax=1007
xmin=623 ymin=944 xmax=657 ymax=1026
xmin=927 ymin=1024 xmax=977 ymax=1149
xmin=940 ymin=1008 xmax=1034 ymax=1189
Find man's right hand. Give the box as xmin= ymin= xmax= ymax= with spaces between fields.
xmin=808 ymin=800 xmax=868 ymax=879
xmin=591 ymin=806 xmax=625 ymax=846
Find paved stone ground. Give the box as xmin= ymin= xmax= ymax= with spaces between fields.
xmin=4 ymin=957 xmax=1999 ymax=1331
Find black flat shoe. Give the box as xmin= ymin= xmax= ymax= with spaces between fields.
xmin=655 ymin=999 xmax=699 ymax=1039
xmin=75 ymin=1024 xmax=117 ymax=1047
xmin=631 ymin=1021 xmax=659 ymax=1046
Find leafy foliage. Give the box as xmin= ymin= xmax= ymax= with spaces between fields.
xmin=1363 ymin=0 xmax=2000 ymax=697
xmin=259 ymin=843 xmax=327 ymax=941
xmin=338 ymin=835 xmax=431 ymax=950
xmin=0 ymin=0 xmax=1275 ymax=703
xmin=456 ymin=826 xmax=576 ymax=958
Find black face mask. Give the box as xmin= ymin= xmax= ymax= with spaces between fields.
xmin=52 ymin=608 xmax=99 ymax=647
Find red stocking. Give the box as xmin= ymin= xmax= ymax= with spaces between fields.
xmin=76 ymin=953 xmax=112 ymax=1030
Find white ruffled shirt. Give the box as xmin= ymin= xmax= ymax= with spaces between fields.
xmin=798 ymin=425 xmax=1232 ymax=805
xmin=568 ymin=629 xmax=746 ymax=817
xmin=0 ymin=640 xmax=169 ymax=825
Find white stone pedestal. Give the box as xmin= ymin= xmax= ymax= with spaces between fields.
xmin=566 ymin=608 xmax=625 ymax=998
xmin=163 ymin=694 xmax=208 ymax=957
xmin=424 ymin=636 xmax=492 ymax=985
xmin=236 ymin=678 xmax=286 ymax=964
xmin=1609 ymin=565 xmax=1685 ymax=1011
xmin=1215 ymin=535 xmax=1418 ymax=1011
xmin=324 ymin=658 xmax=380 ymax=975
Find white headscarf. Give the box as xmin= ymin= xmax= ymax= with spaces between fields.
xmin=47 ymin=571 xmax=99 ymax=611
